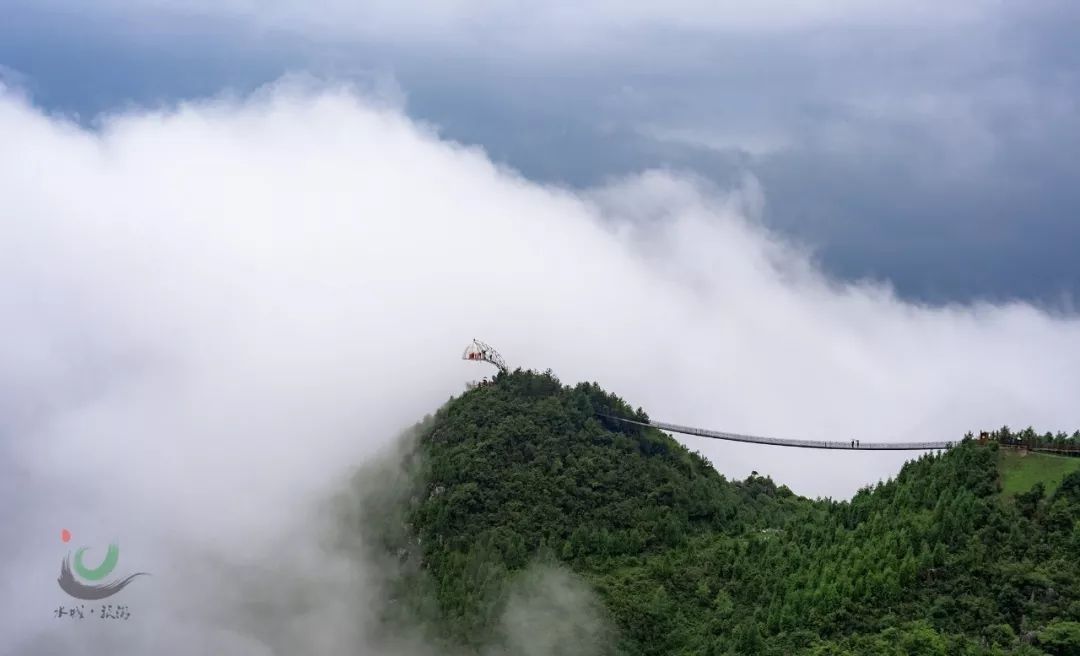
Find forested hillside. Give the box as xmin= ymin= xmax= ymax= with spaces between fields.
xmin=340 ymin=369 xmax=1080 ymax=656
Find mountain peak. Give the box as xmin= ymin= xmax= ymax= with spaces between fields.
xmin=342 ymin=369 xmax=1080 ymax=655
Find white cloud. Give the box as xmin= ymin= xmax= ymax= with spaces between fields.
xmin=3 ymin=79 xmax=1079 ymax=652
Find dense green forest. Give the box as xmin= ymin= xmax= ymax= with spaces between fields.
xmin=338 ymin=369 xmax=1080 ymax=655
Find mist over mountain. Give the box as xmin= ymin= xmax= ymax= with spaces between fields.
xmin=4 ymin=82 xmax=1080 ymax=656
xmin=6 ymin=1 xmax=1080 ymax=653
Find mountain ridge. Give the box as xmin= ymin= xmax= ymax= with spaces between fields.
xmin=340 ymin=368 xmax=1080 ymax=655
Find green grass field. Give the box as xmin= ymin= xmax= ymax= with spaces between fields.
xmin=998 ymin=448 xmax=1080 ymax=497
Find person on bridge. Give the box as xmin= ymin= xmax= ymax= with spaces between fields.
xmin=857 ymin=439 xmax=860 ymax=448
xmin=851 ymin=440 xmax=855 ymax=448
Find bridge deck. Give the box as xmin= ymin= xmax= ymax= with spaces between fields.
xmin=604 ymin=416 xmax=955 ymax=451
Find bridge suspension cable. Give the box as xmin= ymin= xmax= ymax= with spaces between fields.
xmin=603 ymin=416 xmax=956 ymax=451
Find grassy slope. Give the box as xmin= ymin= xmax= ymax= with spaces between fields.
xmin=998 ymin=447 xmax=1080 ymax=497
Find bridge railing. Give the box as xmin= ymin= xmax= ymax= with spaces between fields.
xmin=603 ymin=415 xmax=954 ymax=451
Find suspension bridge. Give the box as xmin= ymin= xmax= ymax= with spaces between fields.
xmin=602 ymin=415 xmax=956 ymax=451
xmin=463 ymin=339 xmax=957 ymax=452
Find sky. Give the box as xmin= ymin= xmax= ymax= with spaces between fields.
xmin=4 ymin=0 xmax=1080 ymax=305
xmin=2 ymin=2 xmax=1080 ymax=653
